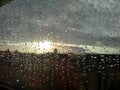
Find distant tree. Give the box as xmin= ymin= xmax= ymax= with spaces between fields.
xmin=6 ymin=49 xmax=10 ymax=52
xmin=54 ymin=48 xmax=58 ymax=54
xmin=14 ymin=50 xmax=19 ymax=53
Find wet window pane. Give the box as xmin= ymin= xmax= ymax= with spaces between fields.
xmin=0 ymin=0 xmax=120 ymax=90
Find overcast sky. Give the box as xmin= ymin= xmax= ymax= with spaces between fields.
xmin=0 ymin=0 xmax=120 ymax=53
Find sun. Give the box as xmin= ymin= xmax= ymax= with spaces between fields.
xmin=38 ymin=41 xmax=52 ymax=50
xmin=24 ymin=41 xmax=54 ymax=53
xmin=32 ymin=41 xmax=53 ymax=53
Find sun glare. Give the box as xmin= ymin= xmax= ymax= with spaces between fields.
xmin=32 ymin=41 xmax=53 ymax=53
xmin=38 ymin=41 xmax=52 ymax=50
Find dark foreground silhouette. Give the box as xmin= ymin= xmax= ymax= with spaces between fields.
xmin=0 ymin=0 xmax=14 ymax=7
xmin=0 ymin=50 xmax=120 ymax=90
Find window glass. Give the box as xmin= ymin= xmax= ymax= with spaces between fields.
xmin=0 ymin=0 xmax=120 ymax=90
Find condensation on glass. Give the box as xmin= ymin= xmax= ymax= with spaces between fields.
xmin=0 ymin=0 xmax=120 ymax=90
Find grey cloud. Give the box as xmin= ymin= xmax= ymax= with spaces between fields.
xmin=0 ymin=0 xmax=120 ymax=48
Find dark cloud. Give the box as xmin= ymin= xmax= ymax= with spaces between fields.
xmin=0 ymin=0 xmax=120 ymax=49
